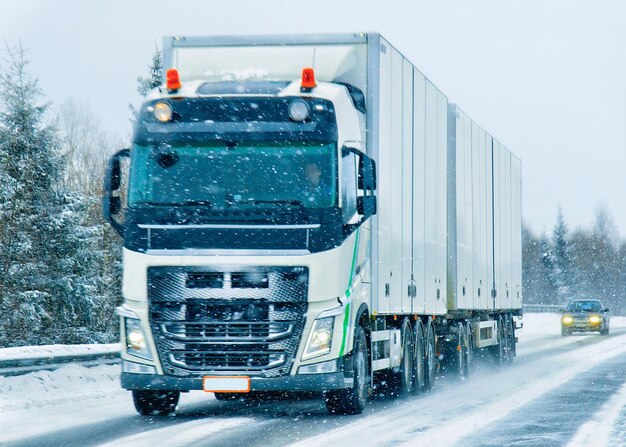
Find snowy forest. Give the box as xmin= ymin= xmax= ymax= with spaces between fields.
xmin=523 ymin=206 xmax=626 ymax=313
xmin=0 ymin=45 xmax=624 ymax=348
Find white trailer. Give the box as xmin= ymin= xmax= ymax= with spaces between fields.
xmin=104 ymin=33 xmax=522 ymax=416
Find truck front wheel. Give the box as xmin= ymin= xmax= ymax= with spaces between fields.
xmin=132 ymin=390 xmax=180 ymax=416
xmin=325 ymin=326 xmax=369 ymax=415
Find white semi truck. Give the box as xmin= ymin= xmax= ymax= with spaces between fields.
xmin=104 ymin=33 xmax=522 ymax=416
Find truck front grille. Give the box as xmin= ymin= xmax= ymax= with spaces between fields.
xmin=147 ymin=266 xmax=308 ymax=378
xmin=160 ymin=321 xmax=294 ymax=341
xmin=170 ymin=350 xmax=286 ymax=371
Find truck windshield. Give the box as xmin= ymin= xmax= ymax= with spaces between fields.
xmin=128 ymin=141 xmax=337 ymax=209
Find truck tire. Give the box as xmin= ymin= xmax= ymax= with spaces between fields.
xmin=389 ymin=318 xmax=414 ymax=396
xmin=412 ymin=320 xmax=426 ymax=394
xmin=132 ymin=390 xmax=180 ymax=416
xmin=424 ymin=319 xmax=436 ymax=390
xmin=325 ymin=326 xmax=369 ymax=415
xmin=465 ymin=321 xmax=474 ymax=376
xmin=456 ymin=323 xmax=468 ymax=379
xmin=506 ymin=315 xmax=516 ymax=361
xmin=495 ymin=315 xmax=506 ymax=365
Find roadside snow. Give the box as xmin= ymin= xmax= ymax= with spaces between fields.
xmin=0 ymin=343 xmax=118 ymax=361
xmin=0 ymin=363 xmax=128 ymax=444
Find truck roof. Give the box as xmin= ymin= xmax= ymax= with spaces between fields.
xmin=162 ymin=33 xmax=376 ymax=93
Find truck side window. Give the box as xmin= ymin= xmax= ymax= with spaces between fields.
xmin=341 ymin=152 xmax=357 ymax=222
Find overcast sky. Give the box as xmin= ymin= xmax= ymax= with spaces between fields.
xmin=2 ymin=0 xmax=626 ymax=236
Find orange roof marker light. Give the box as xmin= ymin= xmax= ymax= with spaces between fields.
xmin=300 ymin=67 xmax=317 ymax=93
xmin=166 ymin=68 xmax=182 ymax=93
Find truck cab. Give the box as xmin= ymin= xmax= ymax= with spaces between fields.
xmin=104 ymin=41 xmax=377 ymax=415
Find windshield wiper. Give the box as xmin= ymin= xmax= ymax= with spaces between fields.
xmin=140 ymin=200 xmax=213 ymax=207
xmin=245 ymin=199 xmax=304 ymax=208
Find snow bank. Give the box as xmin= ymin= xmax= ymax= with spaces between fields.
xmin=0 ymin=363 xmax=122 ymax=412
xmin=0 ymin=343 xmax=118 ymax=361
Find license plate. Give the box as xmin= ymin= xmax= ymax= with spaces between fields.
xmin=203 ymin=376 xmax=250 ymax=393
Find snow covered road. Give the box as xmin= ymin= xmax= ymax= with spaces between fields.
xmin=2 ymin=313 xmax=626 ymax=447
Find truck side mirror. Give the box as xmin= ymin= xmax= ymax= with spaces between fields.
xmin=110 ymin=196 xmax=122 ymax=215
xmin=357 ymin=153 xmax=376 ymax=191
xmin=357 ymin=196 xmax=377 ymax=216
xmin=341 ymin=145 xmax=377 ymax=193
xmin=103 ymin=148 xmax=130 ymax=236
xmin=341 ymin=146 xmax=376 ymax=237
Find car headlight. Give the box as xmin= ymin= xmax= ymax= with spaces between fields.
xmin=125 ymin=318 xmax=153 ymax=360
xmin=562 ymin=315 xmax=574 ymax=324
xmin=589 ymin=315 xmax=602 ymax=324
xmin=303 ymin=317 xmax=334 ymax=360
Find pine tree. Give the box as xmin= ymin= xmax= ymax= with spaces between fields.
xmin=522 ymin=222 xmax=554 ymax=304
xmin=137 ymin=45 xmax=163 ymax=96
xmin=538 ymin=232 xmax=558 ymax=304
xmin=549 ymin=207 xmax=573 ymax=304
xmin=0 ymin=44 xmax=97 ymax=346
xmin=129 ymin=45 xmax=163 ymax=121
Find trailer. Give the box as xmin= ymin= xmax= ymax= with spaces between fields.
xmin=103 ymin=33 xmax=522 ymax=416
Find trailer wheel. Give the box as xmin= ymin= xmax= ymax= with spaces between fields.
xmin=456 ymin=323 xmax=468 ymax=379
xmin=465 ymin=321 xmax=474 ymax=377
xmin=390 ymin=318 xmax=414 ymax=396
xmin=506 ymin=315 xmax=516 ymax=361
xmin=424 ymin=319 xmax=437 ymax=390
xmin=412 ymin=320 xmax=426 ymax=393
xmin=325 ymin=326 xmax=369 ymax=415
xmin=132 ymin=390 xmax=180 ymax=416
xmin=495 ymin=315 xmax=507 ymax=365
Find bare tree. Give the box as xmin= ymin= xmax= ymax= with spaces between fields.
xmin=57 ymin=99 xmax=121 ymax=194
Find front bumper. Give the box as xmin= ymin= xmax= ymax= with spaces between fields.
xmin=562 ymin=321 xmax=605 ymax=332
xmin=122 ymin=370 xmax=353 ymax=392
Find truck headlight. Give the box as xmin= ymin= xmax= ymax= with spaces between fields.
xmin=298 ymin=359 xmax=338 ymax=374
xmin=125 ymin=318 xmax=153 ymax=361
xmin=153 ymin=101 xmax=173 ymax=122
xmin=303 ymin=317 xmax=334 ymax=360
xmin=288 ymin=99 xmax=310 ymax=122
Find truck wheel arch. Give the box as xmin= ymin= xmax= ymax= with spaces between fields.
xmin=353 ymin=304 xmax=371 ymax=368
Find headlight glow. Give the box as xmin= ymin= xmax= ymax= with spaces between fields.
xmin=127 ymin=330 xmax=145 ymax=350
xmin=303 ymin=317 xmax=334 ymax=360
xmin=125 ymin=318 xmax=153 ymax=360
xmin=288 ymin=99 xmax=310 ymax=122
xmin=562 ymin=315 xmax=574 ymax=324
xmin=154 ymin=101 xmax=173 ymax=122
xmin=589 ymin=315 xmax=602 ymax=324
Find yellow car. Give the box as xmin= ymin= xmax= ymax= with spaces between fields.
xmin=561 ymin=299 xmax=610 ymax=336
